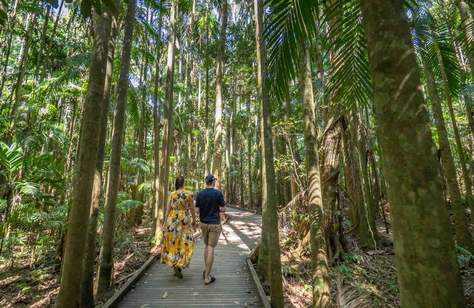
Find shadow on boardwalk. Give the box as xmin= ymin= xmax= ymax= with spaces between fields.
xmin=116 ymin=208 xmax=263 ymax=308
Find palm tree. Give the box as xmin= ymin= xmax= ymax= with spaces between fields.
xmin=301 ymin=45 xmax=331 ymax=307
xmin=212 ymin=0 xmax=228 ymax=189
xmin=96 ymin=0 xmax=136 ymax=297
xmin=56 ymin=7 xmax=115 ymax=307
xmin=156 ymin=0 xmax=178 ymax=244
xmin=360 ymin=0 xmax=464 ymax=305
xmin=254 ymin=0 xmax=284 ymax=306
xmin=81 ymin=23 xmax=117 ymax=306
xmin=264 ymin=0 xmax=466 ymax=305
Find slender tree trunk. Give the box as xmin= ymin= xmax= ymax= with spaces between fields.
xmin=211 ymin=0 xmax=228 ymax=189
xmin=247 ymin=99 xmax=254 ymax=209
xmin=152 ymin=11 xmax=163 ymax=245
xmin=81 ymin=25 xmax=116 ymax=306
xmin=301 ymin=47 xmax=331 ymax=308
xmin=422 ymin=56 xmax=473 ymax=251
xmin=204 ymin=3 xmax=211 ymax=175
xmin=254 ymin=0 xmax=284 ymax=306
xmin=56 ymin=8 xmax=114 ymax=307
xmin=96 ymin=0 xmax=135 ymax=297
xmin=157 ymin=0 xmax=178 ymax=243
xmin=8 ymin=13 xmax=35 ymax=133
xmin=360 ymin=1 xmax=465 ymax=306
xmin=434 ymin=39 xmax=474 ymax=231
xmin=342 ymin=118 xmax=362 ymax=232
xmin=356 ymin=114 xmax=378 ymax=248
xmin=0 ymin=0 xmax=20 ymax=99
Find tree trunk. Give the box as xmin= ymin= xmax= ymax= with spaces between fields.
xmin=434 ymin=40 xmax=474 ymax=224
xmin=320 ymin=117 xmax=347 ymax=255
xmin=211 ymin=0 xmax=228 ymax=189
xmin=204 ymin=2 xmax=211 ymax=175
xmin=81 ymin=24 xmax=116 ymax=306
xmin=253 ymin=0 xmax=284 ymax=306
xmin=342 ymin=117 xmax=362 ymax=233
xmin=301 ymin=47 xmax=331 ymax=308
xmin=56 ymin=8 xmax=114 ymax=307
xmin=157 ymin=0 xmax=178 ymax=244
xmin=247 ymin=98 xmax=254 ymax=209
xmin=360 ymin=1 xmax=465 ymax=306
xmin=355 ymin=114 xmax=378 ymax=248
xmin=152 ymin=11 xmax=163 ymax=246
xmin=96 ymin=0 xmax=135 ymax=298
xmin=422 ymin=55 xmax=473 ymax=251
xmin=8 ymin=13 xmax=36 ymax=135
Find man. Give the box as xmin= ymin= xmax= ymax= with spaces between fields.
xmin=195 ymin=174 xmax=225 ymax=285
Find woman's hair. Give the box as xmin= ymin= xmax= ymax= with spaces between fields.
xmin=175 ymin=176 xmax=185 ymax=190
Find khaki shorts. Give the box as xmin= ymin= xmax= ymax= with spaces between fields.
xmin=200 ymin=223 xmax=222 ymax=247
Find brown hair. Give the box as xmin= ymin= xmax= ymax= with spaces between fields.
xmin=175 ymin=176 xmax=185 ymax=190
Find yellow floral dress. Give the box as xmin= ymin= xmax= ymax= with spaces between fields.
xmin=161 ymin=191 xmax=195 ymax=269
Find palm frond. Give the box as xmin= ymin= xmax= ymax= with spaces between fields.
xmin=265 ymin=0 xmax=319 ymax=100
xmin=325 ymin=0 xmax=371 ymax=111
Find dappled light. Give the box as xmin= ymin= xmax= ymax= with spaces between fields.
xmin=1 ymin=0 xmax=474 ymax=307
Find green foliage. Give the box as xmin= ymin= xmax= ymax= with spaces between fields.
xmin=0 ymin=143 xmax=23 ymax=181
xmin=456 ymin=245 xmax=474 ymax=268
xmin=79 ymin=0 xmax=118 ymax=18
xmin=0 ymin=0 xmax=7 ymax=26
xmin=265 ymin=0 xmax=319 ymax=99
xmin=325 ymin=0 xmax=372 ymax=111
xmin=117 ymin=198 xmax=144 ymax=213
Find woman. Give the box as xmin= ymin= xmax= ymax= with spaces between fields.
xmin=161 ymin=176 xmax=196 ymax=278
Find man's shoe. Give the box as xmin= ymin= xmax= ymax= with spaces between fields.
xmin=204 ymin=275 xmax=216 ymax=285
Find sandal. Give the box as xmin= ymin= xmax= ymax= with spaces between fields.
xmin=174 ymin=268 xmax=183 ymax=279
xmin=204 ymin=275 xmax=216 ymax=285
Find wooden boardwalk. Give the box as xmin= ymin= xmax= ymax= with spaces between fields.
xmin=117 ymin=207 xmax=263 ymax=308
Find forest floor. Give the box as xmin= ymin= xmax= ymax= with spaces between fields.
xmin=278 ymin=202 xmax=474 ymax=308
xmin=0 ymin=226 xmax=152 ymax=308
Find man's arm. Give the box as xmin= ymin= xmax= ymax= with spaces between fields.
xmin=194 ymin=193 xmax=200 ymax=225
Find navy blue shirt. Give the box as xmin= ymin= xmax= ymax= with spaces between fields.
xmin=196 ymin=188 xmax=225 ymax=224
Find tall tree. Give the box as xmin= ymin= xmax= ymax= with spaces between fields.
xmin=56 ymin=7 xmax=115 ymax=307
xmin=253 ymin=0 xmax=284 ymax=306
xmin=152 ymin=11 xmax=163 ymax=246
xmin=96 ymin=0 xmax=136 ymax=297
xmin=156 ymin=0 xmax=178 ymax=244
xmin=211 ymin=0 xmax=228 ymax=188
xmin=81 ymin=22 xmax=117 ymax=306
xmin=422 ymin=53 xmax=473 ymax=252
xmin=301 ymin=46 xmax=331 ymax=307
xmin=360 ymin=0 xmax=465 ymax=306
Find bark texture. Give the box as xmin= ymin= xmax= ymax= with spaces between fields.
xmin=360 ymin=1 xmax=465 ymax=306
xmin=96 ymin=0 xmax=135 ymax=297
xmin=301 ymin=47 xmax=331 ymax=308
xmin=254 ymin=0 xmax=284 ymax=306
xmin=56 ymin=9 xmax=114 ymax=308
xmin=211 ymin=0 xmax=228 ymax=189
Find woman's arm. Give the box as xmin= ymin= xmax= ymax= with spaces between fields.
xmin=163 ymin=197 xmax=173 ymax=226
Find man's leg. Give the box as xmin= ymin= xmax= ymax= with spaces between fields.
xmin=204 ymin=245 xmax=215 ymax=282
xmin=203 ymin=245 xmax=208 ymax=277
xmin=204 ymin=226 xmax=220 ymax=283
xmin=202 ymin=224 xmax=209 ymax=278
